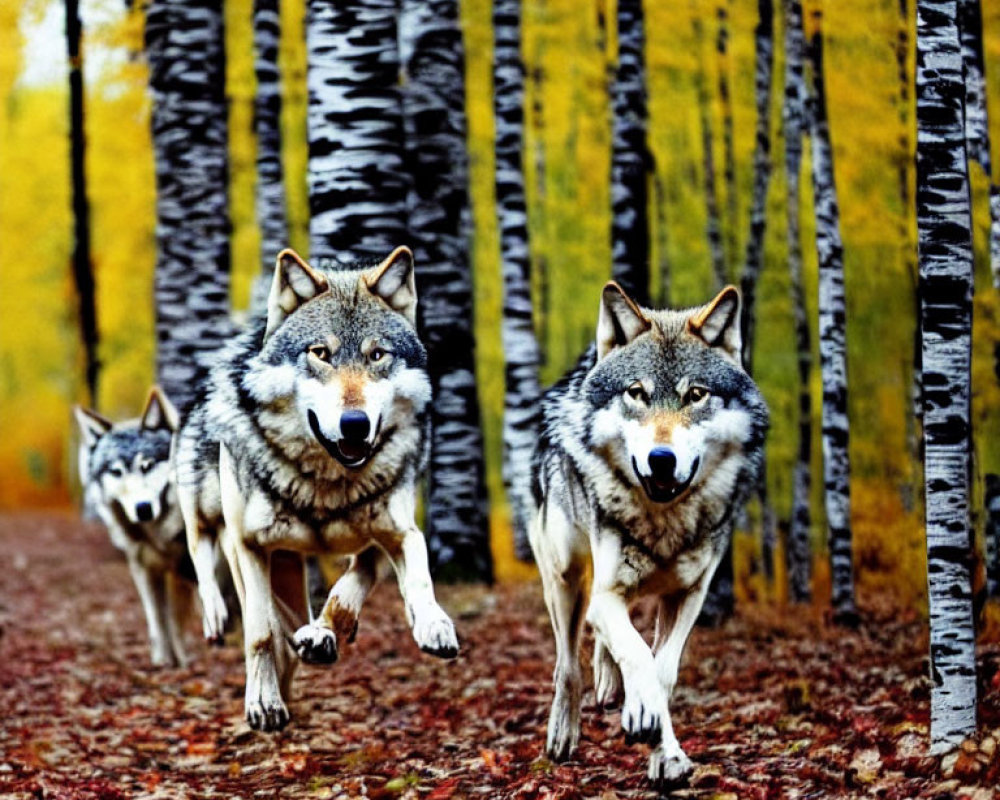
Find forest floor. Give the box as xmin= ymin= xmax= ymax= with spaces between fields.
xmin=2 ymin=512 xmax=1000 ymax=800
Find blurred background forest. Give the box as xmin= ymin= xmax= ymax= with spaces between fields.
xmin=2 ymin=0 xmax=999 ymax=605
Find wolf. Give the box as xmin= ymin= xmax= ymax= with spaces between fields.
xmin=528 ymin=282 xmax=768 ymax=787
xmin=173 ymin=246 xmax=459 ymax=731
xmin=75 ymin=387 xmax=195 ymax=668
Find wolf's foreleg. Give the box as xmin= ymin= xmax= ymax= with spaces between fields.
xmin=220 ymin=445 xmax=290 ymax=731
xmin=382 ymin=489 xmax=458 ymax=659
xmin=125 ymin=554 xmax=175 ymax=668
xmin=587 ymin=536 xmax=666 ymax=747
xmin=646 ymin=562 xmax=718 ymax=787
xmin=295 ymin=547 xmax=381 ymax=665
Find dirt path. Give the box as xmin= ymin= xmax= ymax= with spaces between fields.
xmin=1 ymin=512 xmax=999 ymax=799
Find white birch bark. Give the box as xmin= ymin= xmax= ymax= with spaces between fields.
xmin=494 ymin=0 xmax=542 ymax=562
xmin=808 ymin=21 xmax=857 ymax=625
xmin=916 ymin=0 xmax=978 ymax=753
xmin=146 ymin=0 xmax=232 ymax=416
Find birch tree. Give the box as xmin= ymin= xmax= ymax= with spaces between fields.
xmin=915 ymin=0 xmax=978 ymax=753
xmin=809 ymin=18 xmax=857 ymax=625
xmin=987 ymin=474 xmax=1000 ymax=598
xmin=145 ymin=0 xmax=232 ymax=416
xmin=694 ymin=16 xmax=726 ymax=290
xmin=783 ymin=0 xmax=812 ymax=602
xmin=494 ymin=0 xmax=542 ymax=563
xmin=717 ymin=1 xmax=737 ymax=271
xmin=609 ymin=0 xmax=650 ymax=305
xmin=306 ymin=0 xmax=407 ymax=264
xmin=251 ymin=0 xmax=288 ymax=305
xmin=66 ymin=0 xmax=98 ymax=405
xmin=739 ymin=0 xmax=774 ymax=377
xmin=400 ymin=0 xmax=492 ymax=580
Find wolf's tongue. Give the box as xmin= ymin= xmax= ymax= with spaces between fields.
xmin=338 ymin=440 xmax=368 ymax=461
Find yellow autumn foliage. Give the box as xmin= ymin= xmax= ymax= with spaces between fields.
xmin=1 ymin=0 xmax=999 ymax=603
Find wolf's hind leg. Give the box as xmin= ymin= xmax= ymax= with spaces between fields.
xmin=593 ymin=634 xmax=623 ymax=708
xmin=531 ymin=504 xmax=587 ymax=762
xmin=178 ymin=482 xmax=228 ymax=643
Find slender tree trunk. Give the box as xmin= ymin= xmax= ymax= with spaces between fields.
xmin=610 ymin=0 xmax=650 ymax=305
xmin=400 ymin=0 xmax=492 ymax=580
xmin=717 ymin=1 xmax=738 ymax=272
xmin=306 ymin=0 xmax=407 ymax=264
xmin=146 ymin=0 xmax=232 ymax=417
xmin=809 ymin=17 xmax=858 ymax=626
xmin=66 ymin=0 xmax=99 ymax=406
xmin=992 ymin=186 xmax=1000 ymax=289
xmin=694 ymin=16 xmax=726 ymax=291
xmin=653 ymin=174 xmax=671 ymax=307
xmin=783 ymin=0 xmax=812 ymax=603
xmin=739 ymin=0 xmax=774 ymax=377
xmin=986 ymin=474 xmax=1000 ymax=598
xmin=494 ymin=0 xmax=543 ymax=564
xmin=916 ymin=0 xmax=978 ymax=752
xmin=958 ymin=0 xmax=990 ymax=175
xmin=252 ymin=0 xmax=288 ymax=292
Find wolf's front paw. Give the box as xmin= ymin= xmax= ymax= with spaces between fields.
xmin=245 ymin=693 xmax=289 ymax=732
xmin=412 ymin=613 xmax=459 ymax=659
xmin=621 ymin=680 xmax=664 ymax=745
xmin=648 ymin=748 xmax=693 ymax=788
xmin=200 ymin=585 xmax=228 ymax=643
xmin=150 ymin=641 xmax=177 ymax=669
xmin=293 ymin=623 xmax=338 ymax=665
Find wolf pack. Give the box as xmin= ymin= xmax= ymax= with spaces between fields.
xmin=75 ymin=245 xmax=768 ymax=789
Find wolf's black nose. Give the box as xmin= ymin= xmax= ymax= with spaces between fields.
xmin=136 ymin=501 xmax=154 ymax=522
xmin=340 ymin=411 xmax=371 ymax=443
xmin=647 ymin=448 xmax=677 ymax=482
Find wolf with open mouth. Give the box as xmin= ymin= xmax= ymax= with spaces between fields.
xmin=528 ymin=282 xmax=768 ymax=788
xmin=173 ymin=246 xmax=458 ymax=731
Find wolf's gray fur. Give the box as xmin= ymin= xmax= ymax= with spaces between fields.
xmin=75 ymin=388 xmax=195 ymax=668
xmin=528 ymin=283 xmax=768 ymax=788
xmin=174 ymin=247 xmax=459 ymax=732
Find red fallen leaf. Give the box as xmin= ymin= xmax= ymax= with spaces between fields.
xmin=427 ymin=777 xmax=459 ymax=799
xmin=851 ymin=715 xmax=879 ymax=736
xmin=280 ymin=752 xmax=309 ymax=777
xmin=186 ymin=740 xmax=216 ymax=756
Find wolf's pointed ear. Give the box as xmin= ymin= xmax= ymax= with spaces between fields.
xmin=74 ymin=406 xmax=112 ymax=450
xmin=597 ymin=282 xmax=651 ymax=360
xmin=688 ymin=285 xmax=742 ymax=367
xmin=264 ymin=249 xmax=330 ymax=342
xmin=140 ymin=386 xmax=179 ymax=433
xmin=365 ymin=245 xmax=416 ymax=326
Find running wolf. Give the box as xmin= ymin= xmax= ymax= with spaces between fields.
xmin=174 ymin=246 xmax=459 ymax=731
xmin=75 ymin=387 xmax=195 ymax=668
xmin=528 ymin=283 xmax=768 ymax=787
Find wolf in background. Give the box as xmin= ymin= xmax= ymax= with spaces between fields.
xmin=174 ymin=246 xmax=459 ymax=731
xmin=528 ymin=283 xmax=768 ymax=787
xmin=75 ymin=387 xmax=195 ymax=668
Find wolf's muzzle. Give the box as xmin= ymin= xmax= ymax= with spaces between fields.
xmin=633 ymin=450 xmax=700 ymax=504
xmin=308 ymin=409 xmax=373 ymax=470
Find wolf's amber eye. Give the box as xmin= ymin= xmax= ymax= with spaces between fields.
xmin=685 ymin=386 xmax=710 ymax=405
xmin=626 ymin=382 xmax=649 ymax=404
xmin=109 ymin=465 xmax=124 ymax=478
xmin=307 ymin=344 xmax=330 ymax=362
xmin=370 ymin=347 xmax=386 ymax=363
xmin=139 ymin=461 xmax=152 ymax=474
